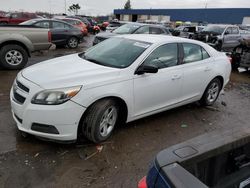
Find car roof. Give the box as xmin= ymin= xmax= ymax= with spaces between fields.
xmin=117 ymin=34 xmax=203 ymax=44
xmin=28 ymin=18 xmax=72 ymax=25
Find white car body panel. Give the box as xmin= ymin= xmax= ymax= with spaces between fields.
xmin=10 ymin=35 xmax=231 ymax=141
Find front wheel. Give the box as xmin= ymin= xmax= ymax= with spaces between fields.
xmin=67 ymin=37 xmax=79 ymax=49
xmin=0 ymin=44 xmax=28 ymax=70
xmin=81 ymin=99 xmax=119 ymax=143
xmin=200 ymin=78 xmax=222 ymax=106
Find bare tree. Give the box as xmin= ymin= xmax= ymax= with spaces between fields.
xmin=68 ymin=3 xmax=81 ymax=15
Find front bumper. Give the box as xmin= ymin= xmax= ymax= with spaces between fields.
xmin=10 ymin=75 xmax=86 ymax=141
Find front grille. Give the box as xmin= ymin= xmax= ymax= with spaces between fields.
xmin=13 ymin=90 xmax=26 ymax=104
xmin=16 ymin=80 xmax=29 ymax=93
xmin=13 ymin=80 xmax=29 ymax=105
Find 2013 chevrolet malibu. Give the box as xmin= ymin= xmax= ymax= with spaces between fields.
xmin=10 ymin=35 xmax=231 ymax=143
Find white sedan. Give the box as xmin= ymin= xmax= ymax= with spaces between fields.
xmin=10 ymin=35 xmax=231 ymax=143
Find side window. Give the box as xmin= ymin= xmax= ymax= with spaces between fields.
xmin=143 ymin=43 xmax=178 ymax=69
xmin=52 ymin=21 xmax=65 ymax=29
xmin=202 ymin=48 xmax=210 ymax=60
xmin=225 ymin=27 xmax=232 ymax=35
xmin=11 ymin=13 xmax=21 ymax=18
xmin=134 ymin=26 xmax=149 ymax=34
xmin=64 ymin=24 xmax=72 ymax=29
xmin=150 ymin=27 xmax=165 ymax=34
xmin=183 ymin=43 xmax=203 ymax=63
xmin=232 ymin=27 xmax=239 ymax=34
xmin=34 ymin=21 xmax=50 ymax=28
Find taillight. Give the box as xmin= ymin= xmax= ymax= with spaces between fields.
xmin=48 ymin=31 xmax=52 ymax=43
xmin=138 ymin=176 xmax=147 ymax=188
xmin=228 ymin=56 xmax=232 ymax=63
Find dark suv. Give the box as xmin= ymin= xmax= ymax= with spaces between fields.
xmin=93 ymin=23 xmax=171 ymax=45
xmin=138 ymin=126 xmax=250 ymax=188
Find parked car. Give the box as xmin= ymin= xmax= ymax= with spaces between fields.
xmin=193 ymin=24 xmax=250 ymax=51
xmin=106 ymin=20 xmax=126 ymax=31
xmin=0 ymin=12 xmax=38 ymax=25
xmin=10 ymin=35 xmax=231 ymax=143
xmin=59 ymin=18 xmax=88 ymax=36
xmin=93 ymin=23 xmax=171 ymax=45
xmin=231 ymin=37 xmax=250 ymax=70
xmin=0 ymin=25 xmax=52 ymax=69
xmin=179 ymin=26 xmax=205 ymax=38
xmin=138 ymin=125 xmax=250 ymax=188
xmin=20 ymin=19 xmax=84 ymax=48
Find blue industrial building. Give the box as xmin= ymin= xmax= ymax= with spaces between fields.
xmin=114 ymin=8 xmax=250 ymax=24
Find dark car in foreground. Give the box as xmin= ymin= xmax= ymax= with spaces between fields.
xmin=93 ymin=23 xmax=171 ymax=45
xmin=138 ymin=126 xmax=250 ymax=188
xmin=20 ymin=19 xmax=83 ymax=48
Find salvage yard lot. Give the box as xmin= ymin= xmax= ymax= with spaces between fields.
xmin=0 ymin=34 xmax=250 ymax=188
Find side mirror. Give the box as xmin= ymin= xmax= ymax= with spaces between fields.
xmin=224 ymin=31 xmax=230 ymax=35
xmin=135 ymin=64 xmax=158 ymax=75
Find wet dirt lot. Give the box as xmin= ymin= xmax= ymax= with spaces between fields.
xmin=0 ymin=35 xmax=250 ymax=188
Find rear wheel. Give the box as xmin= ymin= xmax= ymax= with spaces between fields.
xmin=67 ymin=37 xmax=79 ymax=49
xmin=0 ymin=44 xmax=28 ymax=70
xmin=81 ymin=99 xmax=119 ymax=143
xmin=200 ymin=78 xmax=222 ymax=106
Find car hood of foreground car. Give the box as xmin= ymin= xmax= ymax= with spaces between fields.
xmin=21 ymin=54 xmax=121 ymax=89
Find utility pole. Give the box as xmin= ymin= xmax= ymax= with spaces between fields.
xmin=64 ymin=0 xmax=67 ymax=14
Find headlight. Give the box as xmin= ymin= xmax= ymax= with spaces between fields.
xmin=31 ymin=86 xmax=82 ymax=105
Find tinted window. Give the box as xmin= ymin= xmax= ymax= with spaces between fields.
xmin=52 ymin=21 xmax=65 ymax=29
xmin=183 ymin=43 xmax=203 ymax=63
xmin=34 ymin=21 xmax=50 ymax=28
xmin=134 ymin=26 xmax=149 ymax=34
xmin=150 ymin=27 xmax=165 ymax=34
xmin=144 ymin=43 xmax=178 ymax=69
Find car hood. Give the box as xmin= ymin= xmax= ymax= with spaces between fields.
xmin=96 ymin=32 xmax=117 ymax=39
xmin=21 ymin=54 xmax=121 ymax=89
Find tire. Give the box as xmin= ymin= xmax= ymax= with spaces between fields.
xmin=200 ymin=78 xmax=222 ymax=106
xmin=81 ymin=99 xmax=119 ymax=143
xmin=67 ymin=37 xmax=79 ymax=49
xmin=0 ymin=44 xmax=28 ymax=70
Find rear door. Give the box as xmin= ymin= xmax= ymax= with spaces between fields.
xmin=51 ymin=21 xmax=68 ymax=44
xmin=179 ymin=43 xmax=214 ymax=102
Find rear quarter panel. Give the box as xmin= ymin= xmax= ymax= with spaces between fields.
xmin=0 ymin=27 xmax=51 ymax=51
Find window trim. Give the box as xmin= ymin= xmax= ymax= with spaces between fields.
xmin=180 ymin=43 xmax=211 ymax=65
xmin=138 ymin=42 xmax=181 ymax=70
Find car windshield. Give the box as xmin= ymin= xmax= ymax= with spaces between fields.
xmin=20 ymin=19 xmax=38 ymax=25
xmin=203 ymin=25 xmax=226 ymax=34
xmin=80 ymin=37 xmax=151 ymax=68
xmin=113 ymin=24 xmax=141 ymax=34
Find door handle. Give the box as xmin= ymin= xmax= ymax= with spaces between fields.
xmin=204 ymin=67 xmax=211 ymax=72
xmin=171 ymin=75 xmax=181 ymax=80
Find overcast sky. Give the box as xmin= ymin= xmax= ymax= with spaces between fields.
xmin=1 ymin=0 xmax=250 ymax=16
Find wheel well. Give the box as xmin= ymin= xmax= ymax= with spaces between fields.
xmin=0 ymin=41 xmax=30 ymax=57
xmin=214 ymin=76 xmax=224 ymax=89
xmin=77 ymin=96 xmax=128 ymax=138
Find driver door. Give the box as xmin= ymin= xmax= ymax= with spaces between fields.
xmin=133 ymin=43 xmax=183 ymax=117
